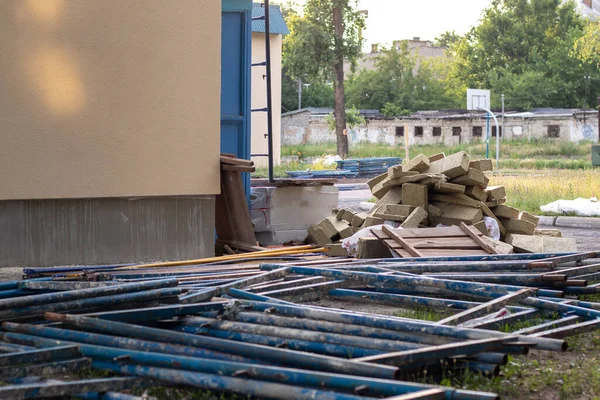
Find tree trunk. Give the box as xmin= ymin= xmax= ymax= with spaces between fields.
xmin=333 ymin=3 xmax=348 ymax=158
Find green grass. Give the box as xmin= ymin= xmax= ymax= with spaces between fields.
xmin=395 ymin=307 xmax=448 ymax=322
xmin=256 ymin=139 xmax=596 ymax=178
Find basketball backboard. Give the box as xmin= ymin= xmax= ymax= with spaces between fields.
xmin=467 ymin=89 xmax=491 ymax=111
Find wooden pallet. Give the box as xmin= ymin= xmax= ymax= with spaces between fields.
xmin=371 ymin=223 xmax=498 ymax=258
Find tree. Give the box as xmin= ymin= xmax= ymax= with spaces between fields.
xmin=434 ymin=31 xmax=462 ymax=49
xmin=448 ymin=0 xmax=600 ymax=109
xmin=283 ymin=0 xmax=365 ymax=157
xmin=573 ymin=21 xmax=600 ymax=69
xmin=345 ymin=42 xmax=460 ymax=114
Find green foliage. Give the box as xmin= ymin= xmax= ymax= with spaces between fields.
xmin=449 ymin=0 xmax=600 ymax=109
xmin=346 ymin=42 xmax=460 ymax=113
xmin=434 ymin=30 xmax=462 ymax=49
xmin=573 ymin=21 xmax=600 ymax=69
xmin=281 ymin=72 xmax=334 ymax=112
xmin=283 ymin=0 xmax=365 ymax=83
xmin=324 ymin=106 xmax=365 ymax=132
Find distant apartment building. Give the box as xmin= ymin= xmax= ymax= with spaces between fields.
xmin=343 ymin=38 xmax=446 ymax=75
xmin=573 ymin=0 xmax=600 ymax=19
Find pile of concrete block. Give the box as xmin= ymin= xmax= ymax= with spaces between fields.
xmin=308 ymin=151 xmax=576 ymax=256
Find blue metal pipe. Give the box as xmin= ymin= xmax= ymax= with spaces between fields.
xmin=3 ymin=331 xmax=498 ymax=400
xmin=0 ymin=345 xmax=80 ymax=367
xmin=0 ymin=377 xmax=142 ymax=399
xmin=231 ymin=311 xmax=451 ymax=346
xmin=1 ymin=323 xmax=256 ymax=364
xmin=269 ymin=265 xmax=564 ymax=299
xmin=179 ymin=267 xmax=290 ymax=304
xmin=328 ymin=289 xmax=479 ymax=311
xmin=179 ymin=315 xmax=423 ymax=351
xmin=0 ymin=278 xmax=178 ymax=311
xmin=174 ymin=325 xmax=381 ymax=358
xmin=241 ymin=300 xmax=567 ymax=352
xmin=87 ymin=300 xmax=228 ymax=322
xmin=41 ymin=314 xmax=401 ymax=379
xmin=0 ymin=287 xmax=184 ymax=320
xmin=91 ymin=360 xmax=376 ymax=400
xmin=0 ymin=341 xmax=36 ymax=353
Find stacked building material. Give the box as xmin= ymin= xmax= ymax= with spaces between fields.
xmin=309 ymin=151 xmax=577 ymax=257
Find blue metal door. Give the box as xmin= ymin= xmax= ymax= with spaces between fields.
xmin=221 ymin=0 xmax=252 ymax=196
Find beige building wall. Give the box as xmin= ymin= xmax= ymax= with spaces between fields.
xmin=251 ymin=32 xmax=282 ymax=167
xmin=0 ymin=0 xmax=221 ymax=200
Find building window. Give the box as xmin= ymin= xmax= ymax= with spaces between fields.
xmin=395 ymin=126 xmax=404 ymax=137
xmin=548 ymin=125 xmax=560 ymax=138
xmin=452 ymin=127 xmax=462 ymax=136
xmin=432 ymin=127 xmax=442 ymax=137
xmin=414 ymin=126 xmax=424 ymax=137
xmin=472 ymin=126 xmax=482 ymax=137
xmin=492 ymin=126 xmax=502 ymax=137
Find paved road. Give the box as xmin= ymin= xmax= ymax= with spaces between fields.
xmin=338 ymin=189 xmax=600 ymax=252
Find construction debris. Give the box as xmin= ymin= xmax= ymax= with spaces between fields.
xmin=309 ymin=151 xmax=573 ymax=257
xmin=4 ymin=249 xmax=600 ymax=400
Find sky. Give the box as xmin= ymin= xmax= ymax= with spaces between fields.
xmin=356 ymin=0 xmax=493 ymax=47
xmin=292 ymin=0 xmax=494 ymax=49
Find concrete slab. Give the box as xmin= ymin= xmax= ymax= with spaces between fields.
xmin=537 ymin=216 xmax=557 ymax=226
xmin=555 ymin=217 xmax=600 ymax=229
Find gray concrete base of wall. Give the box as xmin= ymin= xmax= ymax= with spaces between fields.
xmin=0 ymin=196 xmax=215 ymax=267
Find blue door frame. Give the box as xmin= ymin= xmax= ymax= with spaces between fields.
xmin=221 ymin=0 xmax=252 ymax=198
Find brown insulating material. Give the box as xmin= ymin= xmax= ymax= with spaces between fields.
xmin=401 ymin=207 xmax=428 ymax=228
xmin=429 ymin=202 xmax=483 ymax=225
xmin=433 ymin=182 xmax=466 ymax=194
xmin=428 ymin=153 xmax=445 ymax=162
xmin=534 ymin=229 xmax=562 ymax=238
xmin=308 ymin=225 xmax=333 ymax=246
xmin=469 ymin=159 xmax=494 ymax=171
xmin=492 ymin=205 xmax=521 ymax=219
xmin=465 ymin=185 xmax=488 ymax=202
xmin=402 ymin=183 xmax=429 ymax=208
xmin=336 ymin=209 xmax=346 ymax=220
xmin=485 ymin=186 xmax=507 ymax=201
xmin=357 ymin=237 xmax=393 ymax=259
xmin=351 ymin=213 xmax=367 ymax=227
xmin=369 ymin=187 xmax=403 ymax=215
xmin=342 ymin=209 xmax=356 ymax=224
xmin=327 ymin=244 xmax=349 ymax=257
xmin=367 ymin=173 xmax=388 ymax=190
xmin=388 ymin=167 xmax=419 ymax=179
xmin=473 ymin=220 xmax=490 ymax=236
xmin=499 ymin=218 xmax=537 ymax=235
xmin=363 ymin=216 xmax=384 ymax=227
xmin=519 ymin=211 xmax=540 ymax=226
xmin=425 ymin=151 xmax=470 ymax=179
xmin=450 ymin=168 xmax=489 ymax=187
xmin=403 ymin=154 xmax=430 ymax=173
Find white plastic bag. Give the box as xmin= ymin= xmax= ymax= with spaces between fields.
xmin=540 ymin=197 xmax=600 ymax=217
xmin=483 ymin=216 xmax=501 ymax=240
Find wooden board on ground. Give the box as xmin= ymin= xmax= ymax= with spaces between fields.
xmin=371 ymin=225 xmax=493 ymax=258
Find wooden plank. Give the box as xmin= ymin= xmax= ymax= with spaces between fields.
xmin=382 ymin=226 xmax=423 ymax=257
xmin=460 ymin=222 xmax=498 ymax=254
xmin=404 ymin=239 xmax=483 ymax=250
xmin=216 ymin=239 xmax=266 ymax=252
xmin=221 ymin=164 xmax=255 ymax=172
xmin=395 ymin=226 xmax=471 ymax=238
xmin=215 ymin=170 xmax=257 ymax=244
xmin=220 ymin=155 xmax=254 ymax=167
